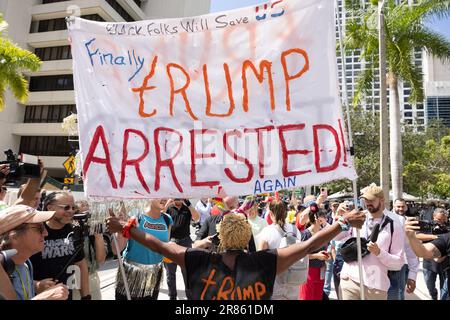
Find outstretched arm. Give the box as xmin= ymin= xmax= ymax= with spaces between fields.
xmin=277 ymin=210 xmax=365 ymax=274
xmin=405 ymin=218 xmax=443 ymax=260
xmin=106 ymin=212 xmax=187 ymax=268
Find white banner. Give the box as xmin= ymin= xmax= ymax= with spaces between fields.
xmin=68 ymin=0 xmax=357 ymax=199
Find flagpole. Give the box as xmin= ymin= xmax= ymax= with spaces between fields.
xmin=335 ymin=0 xmax=365 ymax=300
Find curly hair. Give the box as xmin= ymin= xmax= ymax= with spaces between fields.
xmin=217 ymin=213 xmax=252 ymax=251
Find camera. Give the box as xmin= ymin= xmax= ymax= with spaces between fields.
xmin=0 ymin=149 xmax=40 ymax=183
xmin=418 ymin=220 xmax=450 ymax=235
xmin=0 ymin=249 xmax=17 ymax=276
xmin=71 ymin=212 xmax=91 ymax=248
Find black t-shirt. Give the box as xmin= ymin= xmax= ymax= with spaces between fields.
xmin=196 ymin=215 xmax=257 ymax=252
xmin=431 ymin=233 xmax=450 ymax=300
xmin=167 ymin=204 xmax=192 ymax=239
xmin=30 ymin=223 xmax=85 ymax=286
xmin=185 ymin=248 xmax=277 ymax=300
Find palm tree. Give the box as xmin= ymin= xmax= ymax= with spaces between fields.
xmin=343 ymin=0 xmax=450 ymax=200
xmin=0 ymin=14 xmax=41 ymax=111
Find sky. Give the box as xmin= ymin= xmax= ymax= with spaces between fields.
xmin=210 ymin=0 xmax=450 ymax=41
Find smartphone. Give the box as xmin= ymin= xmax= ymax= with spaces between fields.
xmin=211 ymin=233 xmax=220 ymax=246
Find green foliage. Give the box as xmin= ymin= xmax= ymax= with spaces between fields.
xmin=0 ymin=14 xmax=41 ymax=111
xmin=326 ymin=114 xmax=450 ymax=200
xmin=344 ymin=0 xmax=450 ymax=107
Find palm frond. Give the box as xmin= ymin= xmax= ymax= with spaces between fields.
xmin=8 ymin=73 xmax=28 ymax=104
xmin=409 ymin=27 xmax=450 ymax=61
xmin=353 ymin=64 xmax=376 ymax=106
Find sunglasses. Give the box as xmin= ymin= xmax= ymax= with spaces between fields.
xmin=28 ymin=224 xmax=46 ymax=234
xmin=54 ymin=204 xmax=76 ymax=211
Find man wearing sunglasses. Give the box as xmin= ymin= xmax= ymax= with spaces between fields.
xmin=0 ymin=205 xmax=69 ymax=300
xmin=29 ymin=191 xmax=90 ymax=300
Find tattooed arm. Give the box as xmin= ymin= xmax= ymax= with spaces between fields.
xmin=405 ymin=217 xmax=443 ymax=259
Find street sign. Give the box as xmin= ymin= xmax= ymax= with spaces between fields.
xmin=63 ymin=155 xmax=76 ymax=175
xmin=64 ymin=177 xmax=74 ymax=184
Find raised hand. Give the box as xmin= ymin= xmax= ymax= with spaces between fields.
xmin=343 ymin=209 xmax=365 ymax=229
xmin=106 ymin=209 xmax=125 ymax=234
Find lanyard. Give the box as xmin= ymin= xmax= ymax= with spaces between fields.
xmin=15 ymin=264 xmax=31 ymax=300
xmin=365 ymin=214 xmax=386 ymax=239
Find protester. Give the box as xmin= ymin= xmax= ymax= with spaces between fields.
xmin=405 ymin=216 xmax=450 ymax=300
xmin=106 ymin=207 xmax=365 ymax=300
xmin=386 ymin=198 xmax=419 ymax=300
xmin=334 ymin=184 xmax=405 ymax=300
xmin=0 ymin=205 xmax=69 ymax=300
xmin=72 ymin=200 xmax=107 ymax=300
xmin=329 ymin=202 xmax=348 ymax=299
xmin=323 ymin=201 xmax=340 ymax=297
xmin=258 ymin=199 xmax=302 ymax=299
xmin=195 ymin=198 xmax=212 ymax=227
xmin=163 ymin=198 xmax=199 ymax=300
xmin=413 ymin=208 xmax=448 ymax=300
xmin=112 ymin=198 xmax=172 ymax=300
xmin=29 ymin=191 xmax=90 ymax=300
xmin=239 ymin=196 xmax=267 ymax=242
xmin=299 ymin=209 xmax=331 ymax=300
xmin=193 ymin=196 xmax=257 ymax=252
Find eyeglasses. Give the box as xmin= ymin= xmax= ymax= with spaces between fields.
xmin=28 ymin=224 xmax=46 ymax=234
xmin=54 ymin=204 xmax=76 ymax=211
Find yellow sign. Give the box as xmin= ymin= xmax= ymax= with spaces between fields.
xmin=63 ymin=155 xmax=76 ymax=175
xmin=64 ymin=177 xmax=74 ymax=184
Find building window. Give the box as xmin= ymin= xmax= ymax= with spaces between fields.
xmin=105 ymin=0 xmax=134 ymax=22
xmin=35 ymin=45 xmax=72 ymax=61
xmin=42 ymin=0 xmax=69 ymax=3
xmin=20 ymin=136 xmax=78 ymax=157
xmin=417 ymin=111 xmax=424 ymax=117
xmin=404 ymin=112 xmax=413 ymax=117
xmin=29 ymin=75 xmax=74 ymax=91
xmin=31 ymin=14 xmax=104 ymax=33
xmin=24 ymin=105 xmax=76 ymax=123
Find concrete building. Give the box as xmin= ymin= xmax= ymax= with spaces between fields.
xmin=335 ymin=0 xmax=426 ymax=130
xmin=0 ymin=0 xmax=210 ymax=182
xmin=423 ymin=52 xmax=450 ymax=127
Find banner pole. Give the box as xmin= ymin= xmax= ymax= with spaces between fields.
xmin=335 ymin=0 xmax=365 ymax=300
xmin=112 ymin=234 xmax=132 ymax=300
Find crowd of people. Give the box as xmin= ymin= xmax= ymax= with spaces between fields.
xmin=0 ymin=162 xmax=449 ymax=301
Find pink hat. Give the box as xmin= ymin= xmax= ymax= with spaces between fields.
xmin=0 ymin=205 xmax=55 ymax=235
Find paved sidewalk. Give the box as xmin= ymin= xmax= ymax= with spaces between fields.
xmin=99 ymin=258 xmax=433 ymax=300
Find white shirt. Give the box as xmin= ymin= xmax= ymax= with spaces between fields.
xmin=258 ymin=223 xmax=300 ymax=250
xmin=248 ymin=215 xmax=268 ymax=238
xmin=195 ymin=200 xmax=211 ymax=225
xmin=334 ymin=209 xmax=405 ymax=291
xmin=386 ymin=211 xmax=420 ymax=281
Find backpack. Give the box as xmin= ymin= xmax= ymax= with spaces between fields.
xmin=276 ymin=225 xmax=309 ymax=286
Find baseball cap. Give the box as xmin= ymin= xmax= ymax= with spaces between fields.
xmin=0 ymin=205 xmax=55 ymax=235
xmin=360 ymin=183 xmax=384 ymax=201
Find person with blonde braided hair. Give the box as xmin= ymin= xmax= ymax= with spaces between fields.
xmin=107 ymin=202 xmax=366 ymax=300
